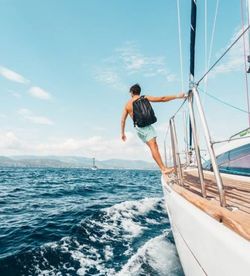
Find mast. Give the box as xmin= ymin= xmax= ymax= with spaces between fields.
xmin=188 ymin=0 xmax=197 ymax=162
xmin=189 ymin=0 xmax=197 ymax=85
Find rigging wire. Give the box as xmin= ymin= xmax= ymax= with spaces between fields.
xmin=204 ymin=0 xmax=208 ymax=94
xmin=240 ymin=0 xmax=250 ymax=127
xmin=203 ymin=0 xmax=220 ymax=109
xmin=198 ymin=87 xmax=250 ymax=114
xmin=176 ymin=0 xmax=184 ymax=92
xmin=208 ymin=0 xmax=220 ymax=68
xmin=172 ymin=97 xmax=188 ymax=118
xmin=197 ymin=24 xmax=250 ymax=85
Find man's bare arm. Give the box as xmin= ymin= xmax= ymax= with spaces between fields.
xmin=146 ymin=93 xmax=185 ymax=102
xmin=121 ymin=107 xmax=129 ymax=141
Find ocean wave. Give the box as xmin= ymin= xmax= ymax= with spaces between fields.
xmin=24 ymin=197 xmax=171 ymax=275
xmin=0 ymin=166 xmax=181 ymax=276
xmin=117 ymin=233 xmax=184 ymax=276
xmin=100 ymin=197 xmax=163 ymax=238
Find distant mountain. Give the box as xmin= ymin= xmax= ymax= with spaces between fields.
xmin=0 ymin=156 xmax=157 ymax=170
xmin=99 ymin=159 xmax=156 ymax=169
xmin=0 ymin=156 xmax=16 ymax=166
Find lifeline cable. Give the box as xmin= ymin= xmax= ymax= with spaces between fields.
xmin=212 ymin=136 xmax=250 ymax=145
xmin=198 ymin=88 xmax=250 ymax=114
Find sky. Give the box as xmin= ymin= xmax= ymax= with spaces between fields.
xmin=0 ymin=0 xmax=250 ymax=161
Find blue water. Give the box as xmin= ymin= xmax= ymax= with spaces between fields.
xmin=0 ymin=168 xmax=184 ymax=276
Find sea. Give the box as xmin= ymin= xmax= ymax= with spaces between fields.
xmin=0 ymin=167 xmax=184 ymax=276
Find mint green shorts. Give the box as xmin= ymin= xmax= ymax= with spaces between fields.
xmin=135 ymin=125 xmax=157 ymax=143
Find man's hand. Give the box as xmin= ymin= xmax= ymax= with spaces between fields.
xmin=176 ymin=93 xmax=186 ymax=99
xmin=121 ymin=134 xmax=127 ymax=142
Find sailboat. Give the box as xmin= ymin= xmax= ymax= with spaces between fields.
xmin=161 ymin=1 xmax=250 ymax=275
xmin=91 ymin=157 xmax=98 ymax=170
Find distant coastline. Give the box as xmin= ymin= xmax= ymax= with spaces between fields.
xmin=0 ymin=156 xmax=157 ymax=170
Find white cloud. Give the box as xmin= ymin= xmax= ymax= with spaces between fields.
xmin=116 ymin=42 xmax=175 ymax=79
xmin=94 ymin=68 xmax=127 ymax=91
xmin=0 ymin=130 xmax=153 ymax=160
xmin=18 ymin=108 xmax=54 ymax=125
xmin=0 ymin=131 xmax=22 ymax=150
xmin=29 ymin=86 xmax=52 ymax=100
xmin=35 ymin=132 xmax=149 ymax=160
xmin=95 ymin=70 xmax=119 ymax=84
xmin=0 ymin=66 xmax=29 ymax=84
xmin=0 ymin=68 xmax=52 ymax=101
xmin=93 ymin=42 xmax=176 ymax=90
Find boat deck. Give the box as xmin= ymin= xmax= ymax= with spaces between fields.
xmin=163 ymin=169 xmax=250 ymax=241
xmin=184 ymin=170 xmax=250 ymax=215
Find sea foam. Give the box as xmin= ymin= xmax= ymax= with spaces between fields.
xmin=117 ymin=233 xmax=182 ymax=276
xmin=30 ymin=197 xmax=176 ymax=276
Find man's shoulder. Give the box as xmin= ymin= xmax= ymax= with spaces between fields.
xmin=125 ymin=99 xmax=132 ymax=106
xmin=124 ymin=99 xmax=133 ymax=111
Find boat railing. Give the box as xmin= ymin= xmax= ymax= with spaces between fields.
xmin=165 ymin=86 xmax=226 ymax=207
xmin=164 ymin=0 xmax=250 ymax=208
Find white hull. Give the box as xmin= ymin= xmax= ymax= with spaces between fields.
xmin=161 ymin=176 xmax=250 ymax=276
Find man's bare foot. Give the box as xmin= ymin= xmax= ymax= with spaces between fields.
xmin=161 ymin=167 xmax=175 ymax=175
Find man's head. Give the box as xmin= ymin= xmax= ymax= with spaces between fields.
xmin=129 ymin=83 xmax=141 ymax=96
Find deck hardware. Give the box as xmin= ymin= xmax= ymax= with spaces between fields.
xmin=192 ymin=87 xmax=226 ymax=207
xmin=170 ymin=118 xmax=184 ymax=186
xmin=187 ymin=90 xmax=207 ymax=198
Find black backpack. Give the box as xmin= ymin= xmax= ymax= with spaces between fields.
xmin=133 ymin=96 xmax=157 ymax=127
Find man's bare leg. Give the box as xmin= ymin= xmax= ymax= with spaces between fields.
xmin=146 ymin=138 xmax=174 ymax=175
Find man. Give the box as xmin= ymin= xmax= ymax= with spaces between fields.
xmin=121 ymin=83 xmax=185 ymax=175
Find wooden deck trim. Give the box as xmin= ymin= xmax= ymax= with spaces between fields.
xmin=162 ymin=174 xmax=250 ymax=241
xmin=185 ymin=171 xmax=250 ymax=213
